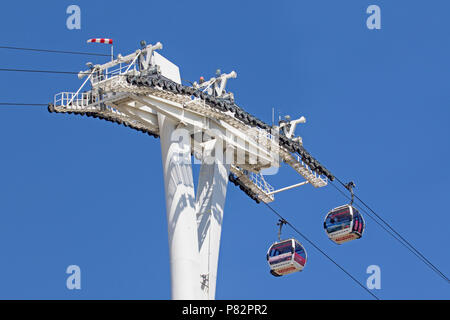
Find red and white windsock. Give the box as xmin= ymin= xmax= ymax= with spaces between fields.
xmin=87 ymin=38 xmax=113 ymax=44
xmin=87 ymin=38 xmax=114 ymax=60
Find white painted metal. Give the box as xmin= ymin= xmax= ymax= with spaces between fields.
xmin=194 ymin=70 xmax=236 ymax=98
xmin=285 ymin=116 xmax=306 ymax=139
xmin=56 ymin=67 xmax=327 ymax=192
xmin=52 ymin=41 xmax=331 ymax=300
xmin=196 ymin=153 xmax=230 ymax=300
xmin=130 ymin=94 xmax=276 ymax=168
xmin=231 ymin=166 xmax=275 ymax=203
xmin=158 ymin=114 xmax=202 ymax=300
xmin=247 ymin=171 xmax=275 ymax=199
xmin=78 ymin=42 xmax=163 ymax=79
xmin=152 ymin=52 xmax=181 ymax=84
xmin=268 ymin=181 xmax=310 ymax=195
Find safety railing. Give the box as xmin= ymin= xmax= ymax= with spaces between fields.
xmin=54 ymin=92 xmax=92 ymax=109
xmin=248 ymin=171 xmax=275 ymax=196
xmin=295 ymin=154 xmax=328 ymax=186
xmin=92 ymin=63 xmax=137 ymax=84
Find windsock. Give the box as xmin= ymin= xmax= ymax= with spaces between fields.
xmin=87 ymin=38 xmax=113 ymax=44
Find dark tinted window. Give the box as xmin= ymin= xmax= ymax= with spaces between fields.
xmin=353 ymin=209 xmax=364 ymax=233
xmin=295 ymin=242 xmax=306 ymax=258
xmin=325 ymin=207 xmax=352 ymax=233
xmin=269 ymin=241 xmax=292 ymax=257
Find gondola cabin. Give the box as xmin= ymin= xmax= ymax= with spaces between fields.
xmin=266 ymin=239 xmax=307 ymax=277
xmin=324 ymin=204 xmax=365 ymax=244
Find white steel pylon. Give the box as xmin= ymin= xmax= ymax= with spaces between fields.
xmin=158 ymin=114 xmax=201 ymax=299
xmin=49 ymin=40 xmax=331 ymax=300
xmin=196 ymin=151 xmax=230 ymax=299
xmin=159 ymin=118 xmax=230 ymax=299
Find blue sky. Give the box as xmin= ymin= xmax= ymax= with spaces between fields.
xmin=0 ymin=0 xmax=449 ymax=299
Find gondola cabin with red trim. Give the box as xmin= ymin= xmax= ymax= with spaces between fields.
xmin=266 ymin=239 xmax=307 ymax=277
xmin=323 ymin=204 xmax=365 ymax=244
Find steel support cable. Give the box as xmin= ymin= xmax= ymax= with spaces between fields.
xmin=7 ymin=71 xmax=443 ymax=281
xmin=0 ymin=62 xmax=334 ymax=179
xmin=331 ymin=178 xmax=450 ymax=284
xmin=264 ymin=202 xmax=380 ymax=300
xmin=0 ymin=45 xmax=109 ymax=57
xmin=3 ymin=69 xmax=444 ymax=285
xmin=0 ymin=70 xmax=332 ymax=180
xmin=0 ymin=68 xmax=83 ymax=75
xmin=0 ymin=68 xmax=120 ymax=77
xmin=0 ymin=102 xmax=160 ymax=138
xmin=328 ymin=181 xmax=439 ymax=272
xmin=0 ymin=103 xmax=47 ymax=106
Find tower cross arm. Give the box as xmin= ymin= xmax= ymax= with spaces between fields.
xmin=78 ymin=42 xmax=163 ymax=79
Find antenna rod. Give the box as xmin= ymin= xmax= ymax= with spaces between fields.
xmin=272 ymin=107 xmax=274 ymax=126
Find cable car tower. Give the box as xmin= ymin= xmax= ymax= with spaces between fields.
xmin=48 ymin=40 xmax=334 ymax=300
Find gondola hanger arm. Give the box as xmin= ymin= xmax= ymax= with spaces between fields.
xmin=277 ymin=219 xmax=288 ymax=241
xmin=344 ymin=181 xmax=356 ymax=205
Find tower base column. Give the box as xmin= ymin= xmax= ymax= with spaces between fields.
xmin=158 ymin=114 xmax=201 ymax=300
